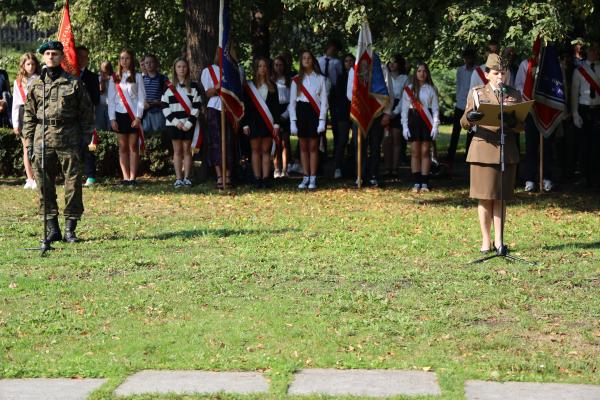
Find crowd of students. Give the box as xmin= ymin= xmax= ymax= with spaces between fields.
xmin=1 ymin=37 xmax=598 ymax=191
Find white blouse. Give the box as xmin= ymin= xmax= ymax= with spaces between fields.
xmin=275 ymin=77 xmax=290 ymax=104
xmin=401 ymin=83 xmax=440 ymax=129
xmin=200 ymin=64 xmax=222 ymax=111
xmin=107 ymin=71 xmax=146 ymax=120
xmin=289 ymin=71 xmax=328 ymax=121
xmin=11 ymin=75 xmax=38 ymax=128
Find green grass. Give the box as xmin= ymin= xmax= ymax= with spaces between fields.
xmin=0 ymin=132 xmax=599 ymax=400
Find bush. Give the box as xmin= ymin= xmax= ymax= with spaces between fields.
xmin=0 ymin=128 xmax=174 ymax=178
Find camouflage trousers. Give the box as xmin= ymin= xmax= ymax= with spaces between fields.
xmin=33 ymin=147 xmax=84 ymax=220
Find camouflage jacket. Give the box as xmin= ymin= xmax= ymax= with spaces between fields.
xmin=23 ymin=69 xmax=94 ymax=149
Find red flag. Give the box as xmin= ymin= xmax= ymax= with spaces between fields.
xmin=57 ymin=0 xmax=79 ymax=76
xmin=523 ymin=36 xmax=541 ymax=101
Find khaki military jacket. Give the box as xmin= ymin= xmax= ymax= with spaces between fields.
xmin=23 ymin=70 xmax=94 ymax=149
xmin=460 ymin=83 xmax=524 ymax=165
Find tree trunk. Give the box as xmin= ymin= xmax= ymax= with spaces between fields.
xmin=250 ymin=3 xmax=270 ymax=59
xmin=184 ymin=0 xmax=220 ymax=79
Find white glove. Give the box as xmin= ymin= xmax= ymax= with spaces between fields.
xmin=403 ymin=128 xmax=410 ymax=141
xmin=242 ymin=126 xmax=250 ymax=136
xmin=317 ymin=119 xmax=326 ymax=133
xmin=290 ymin=120 xmax=298 ymax=136
xmin=430 ymin=126 xmax=439 ymax=140
xmin=573 ymin=113 xmax=583 ymax=129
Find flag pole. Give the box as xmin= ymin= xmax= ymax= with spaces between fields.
xmin=221 ymin=103 xmax=227 ymax=189
xmin=539 ymin=132 xmax=543 ymax=192
xmin=219 ymin=0 xmax=226 ymax=189
xmin=357 ymin=128 xmax=363 ymax=188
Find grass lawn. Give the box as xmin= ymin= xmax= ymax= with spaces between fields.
xmin=0 ymin=131 xmax=599 ymax=400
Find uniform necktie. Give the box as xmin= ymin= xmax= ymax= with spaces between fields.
xmin=591 ymin=63 xmax=596 ymax=99
xmin=324 ymin=57 xmax=330 ymax=78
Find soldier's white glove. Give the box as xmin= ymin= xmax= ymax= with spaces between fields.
xmin=317 ymin=119 xmax=326 ymax=133
xmin=403 ymin=127 xmax=410 ymax=141
xmin=573 ymin=112 xmax=583 ymax=129
xmin=290 ymin=120 xmax=298 ymax=136
xmin=430 ymin=126 xmax=439 ymax=140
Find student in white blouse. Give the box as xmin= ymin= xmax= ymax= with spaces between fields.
xmin=107 ymin=49 xmax=146 ymax=185
xmin=289 ymin=50 xmax=328 ymax=190
xmin=385 ymin=54 xmax=410 ymax=176
xmin=401 ymin=62 xmax=440 ymax=192
xmin=272 ymin=55 xmax=292 ymax=178
xmin=12 ymin=52 xmax=41 ymax=189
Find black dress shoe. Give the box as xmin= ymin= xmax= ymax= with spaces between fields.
xmin=63 ymin=219 xmax=78 ymax=243
xmin=45 ymin=217 xmax=62 ymax=243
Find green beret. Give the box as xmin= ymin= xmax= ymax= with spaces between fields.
xmin=38 ymin=40 xmax=64 ymax=54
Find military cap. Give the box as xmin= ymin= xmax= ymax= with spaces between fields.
xmin=485 ymin=53 xmax=503 ymax=71
xmin=38 ymin=40 xmax=64 ymax=54
xmin=571 ymin=37 xmax=585 ymax=46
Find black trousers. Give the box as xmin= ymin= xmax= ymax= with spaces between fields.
xmin=579 ymin=105 xmax=600 ymax=185
xmin=523 ymin=114 xmax=554 ymax=182
xmin=447 ymin=107 xmax=473 ymax=163
xmin=352 ymin=116 xmax=384 ymax=180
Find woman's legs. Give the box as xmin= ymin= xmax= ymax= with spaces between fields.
xmin=410 ymin=141 xmax=421 ymax=185
xmin=261 ymin=137 xmax=272 ymax=178
xmin=127 ymin=134 xmax=139 ymax=180
xmin=172 ymin=139 xmax=183 ymax=180
xmin=391 ymin=127 xmax=402 ymax=171
xmin=478 ymin=199 xmax=493 ymax=251
xmin=308 ymin=137 xmax=319 ymax=176
xmin=182 ymin=140 xmax=193 ymax=179
xmin=21 ymin=138 xmax=35 ymax=181
xmin=299 ymin=138 xmax=309 ymax=176
xmin=420 ymin=141 xmax=431 ymax=187
xmin=492 ymin=200 xmax=505 ymax=250
xmin=117 ymin=134 xmax=130 ymax=181
xmin=250 ymin=138 xmax=262 ymax=178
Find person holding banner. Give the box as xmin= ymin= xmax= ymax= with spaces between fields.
xmin=461 ymin=54 xmax=524 ymax=253
xmin=242 ymin=57 xmax=280 ymax=188
xmin=12 ymin=52 xmax=41 ymax=190
xmin=289 ymin=50 xmax=328 ymax=190
xmin=401 ymin=62 xmax=440 ymax=192
xmin=107 ymin=49 xmax=146 ymax=186
xmin=571 ymin=42 xmax=600 ymax=188
xmin=272 ymin=55 xmax=292 ymax=178
xmin=161 ymin=57 xmax=202 ymax=188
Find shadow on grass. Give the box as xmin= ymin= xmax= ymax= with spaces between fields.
xmin=542 ymin=241 xmax=600 ymax=251
xmin=147 ymin=227 xmax=298 ymax=241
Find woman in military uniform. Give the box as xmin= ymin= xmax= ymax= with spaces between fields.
xmin=461 ymin=54 xmax=524 ymax=253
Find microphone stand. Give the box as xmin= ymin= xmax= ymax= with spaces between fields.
xmin=23 ymin=69 xmax=54 ymax=256
xmin=471 ymin=84 xmax=535 ymax=265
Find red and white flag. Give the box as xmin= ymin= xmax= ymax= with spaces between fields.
xmin=57 ymin=0 xmax=79 ymax=76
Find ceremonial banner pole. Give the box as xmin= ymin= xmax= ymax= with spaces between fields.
xmin=539 ymin=133 xmax=543 ymax=192
xmin=357 ymin=128 xmax=363 ymax=188
xmin=219 ymin=0 xmax=226 ymax=189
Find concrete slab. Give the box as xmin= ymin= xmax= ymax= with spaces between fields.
xmin=288 ymin=369 xmax=441 ymax=397
xmin=114 ymin=370 xmax=269 ymax=396
xmin=465 ymin=380 xmax=600 ymax=400
xmin=0 ymin=378 xmax=107 ymax=400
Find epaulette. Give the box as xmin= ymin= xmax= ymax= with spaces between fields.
xmin=473 ymin=84 xmax=485 ymax=90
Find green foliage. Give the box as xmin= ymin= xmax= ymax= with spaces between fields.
xmin=0 ymin=128 xmax=173 ymax=178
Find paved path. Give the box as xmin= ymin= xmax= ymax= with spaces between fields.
xmin=0 ymin=378 xmax=107 ymax=400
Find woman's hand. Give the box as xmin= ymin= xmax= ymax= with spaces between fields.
xmin=177 ymin=122 xmax=186 ymax=131
xmin=111 ymin=120 xmax=119 ymax=132
xmin=131 ymin=118 xmax=141 ymax=129
xmin=243 ymin=126 xmax=251 ymax=136
xmin=13 ymin=127 xmax=21 ymax=136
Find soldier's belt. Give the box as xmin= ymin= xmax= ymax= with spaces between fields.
xmin=46 ymin=118 xmax=65 ymax=126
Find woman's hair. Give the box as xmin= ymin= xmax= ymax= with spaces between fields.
xmin=16 ymin=52 xmax=41 ymax=83
xmin=343 ymin=53 xmax=355 ymax=71
xmin=297 ymin=50 xmax=321 ymax=93
xmin=100 ymin=60 xmax=114 ymax=75
xmin=272 ymin=55 xmax=291 ymax=87
xmin=410 ymin=62 xmax=437 ymax=100
xmin=252 ymin=57 xmax=275 ymax=92
xmin=391 ymin=54 xmax=407 ymax=75
xmin=116 ymin=49 xmax=137 ymax=83
xmin=172 ymin=57 xmax=191 ymax=93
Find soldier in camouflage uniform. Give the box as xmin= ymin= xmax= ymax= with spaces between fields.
xmin=23 ymin=40 xmax=95 ymax=243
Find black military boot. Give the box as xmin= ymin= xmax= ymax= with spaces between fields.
xmin=45 ymin=217 xmax=62 ymax=243
xmin=63 ymin=219 xmax=78 ymax=243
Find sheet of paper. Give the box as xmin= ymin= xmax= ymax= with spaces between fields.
xmin=477 ymin=101 xmax=534 ymax=127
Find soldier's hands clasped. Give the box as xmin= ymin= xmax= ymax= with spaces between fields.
xmin=466 ymin=111 xmax=484 ymax=123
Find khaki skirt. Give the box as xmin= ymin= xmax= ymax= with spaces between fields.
xmin=470 ymin=162 xmax=517 ymax=200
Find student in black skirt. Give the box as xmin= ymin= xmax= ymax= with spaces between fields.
xmin=401 ymin=62 xmax=440 ymax=192
xmin=385 ymin=54 xmax=409 ymax=176
xmin=272 ymin=55 xmax=291 ymax=178
xmin=161 ymin=57 xmax=202 ymax=188
xmin=241 ymin=57 xmax=280 ymax=188
xmin=289 ymin=50 xmax=328 ymax=190
xmin=107 ymin=49 xmax=146 ymax=185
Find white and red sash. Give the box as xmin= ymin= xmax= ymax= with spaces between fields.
xmin=112 ymin=74 xmax=145 ymax=152
xmin=208 ymin=65 xmax=220 ymax=88
xmin=166 ymin=80 xmax=204 ymax=154
xmin=475 ymin=66 xmax=489 ymax=86
xmin=16 ymin=80 xmax=27 ymax=104
xmin=89 ymin=129 xmax=99 ymax=151
xmin=208 ymin=65 xmax=237 ymax=128
xmin=577 ymin=64 xmax=600 ymax=95
xmin=244 ymin=81 xmax=281 ymax=150
xmin=404 ymin=86 xmax=433 ymax=131
xmin=292 ymin=76 xmax=320 ymax=116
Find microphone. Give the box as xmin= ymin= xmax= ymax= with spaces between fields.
xmin=40 ymin=65 xmax=48 ymax=81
